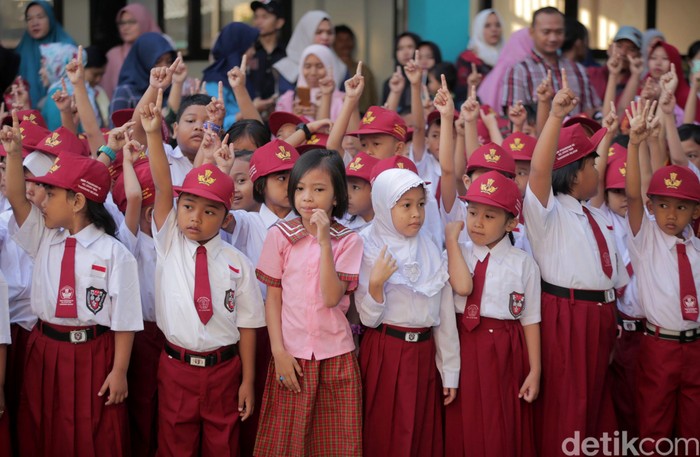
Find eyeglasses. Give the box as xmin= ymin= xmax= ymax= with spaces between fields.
xmin=118 ymin=19 xmax=138 ymax=27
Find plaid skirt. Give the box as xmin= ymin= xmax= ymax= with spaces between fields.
xmin=254 ymin=351 xmax=362 ymax=457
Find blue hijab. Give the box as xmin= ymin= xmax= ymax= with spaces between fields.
xmin=15 ymin=1 xmax=76 ymax=107
xmin=202 ymin=22 xmax=259 ymax=84
xmin=117 ymin=32 xmax=175 ymax=94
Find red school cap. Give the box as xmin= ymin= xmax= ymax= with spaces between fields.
xmin=111 ymin=156 xmax=156 ymax=213
xmin=18 ymin=120 xmax=51 ymax=157
xmin=369 ymin=155 xmax=419 ymax=184
xmin=345 ymin=152 xmax=380 ymax=184
xmin=607 ymin=143 xmax=627 ymax=165
xmin=268 ymin=111 xmax=309 ymax=137
xmin=605 ymin=161 xmax=627 ymax=190
xmin=174 ymin=163 xmax=235 ymax=211
xmin=33 ymin=127 xmax=89 ymax=157
xmin=426 ymin=109 xmax=459 ymax=128
xmin=460 ymin=170 xmax=523 ymax=219
xmin=502 ymin=132 xmax=537 ymax=162
xmin=2 ymin=109 xmax=47 ymax=128
xmin=347 ymin=106 xmax=408 ymax=142
xmin=562 ymin=115 xmax=603 ymax=136
xmin=249 ymin=139 xmax=300 ymax=182
xmin=111 ymin=109 xmax=135 ymax=129
xmin=26 ymin=154 xmax=111 ymax=203
xmin=554 ymin=124 xmax=607 ymax=170
xmin=296 ymin=133 xmax=329 ymax=154
xmin=466 ymin=142 xmax=516 ymax=177
xmin=647 ymin=165 xmax=700 ymax=203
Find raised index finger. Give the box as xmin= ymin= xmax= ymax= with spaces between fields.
xmin=240 ymin=54 xmax=247 ymax=73
xmin=155 ymin=88 xmax=163 ymax=110
xmin=77 ymin=45 xmax=84 ymax=66
xmin=218 ymin=81 xmax=224 ymax=101
xmin=441 ymin=73 xmax=448 ymax=91
xmin=356 ymin=61 xmax=363 ymax=76
xmin=561 ymin=68 xmax=569 ymax=89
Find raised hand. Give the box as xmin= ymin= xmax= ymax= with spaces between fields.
xmin=51 ymin=78 xmax=73 ymax=113
xmin=550 ymin=68 xmax=578 ymax=118
xmin=433 ymin=74 xmax=454 ymax=115
xmin=467 ymin=62 xmax=483 ymax=88
xmin=122 ymin=130 xmax=144 ymax=164
xmin=461 ymin=84 xmax=480 ymax=123
xmin=318 ymin=66 xmax=336 ymax=96
xmin=445 ymin=221 xmax=464 ymax=242
xmin=171 ymin=52 xmax=188 ymax=85
xmin=309 ymin=208 xmax=331 ymax=243
xmin=536 ymin=70 xmax=554 ymax=103
xmin=658 ymin=89 xmax=676 ymax=115
xmin=388 ymin=65 xmax=405 ymax=94
xmin=206 ymin=81 xmax=226 ymax=125
xmin=659 ymin=64 xmax=678 ymax=95
xmin=11 ymin=78 xmax=30 ymax=110
xmin=640 ymin=77 xmax=661 ymax=102
xmin=0 ymin=111 xmax=22 ymax=157
xmin=65 ymin=45 xmax=85 ymax=85
xmin=606 ymin=52 xmax=623 ymax=76
xmin=404 ymin=50 xmax=422 ymax=86
xmin=107 ymin=120 xmax=135 ymax=152
xmin=344 ymin=61 xmax=365 ymax=101
xmin=140 ymin=88 xmax=163 ymax=134
xmin=629 ymin=56 xmax=644 ymax=77
xmin=214 ymin=133 xmax=236 ymax=174
xmin=625 ymin=99 xmax=653 ymax=145
xmin=307 ymin=118 xmax=333 ymax=134
xmin=227 ymin=54 xmax=247 ymax=89
xmin=602 ymin=101 xmax=619 ymax=133
xmin=508 ymin=101 xmax=527 ymax=129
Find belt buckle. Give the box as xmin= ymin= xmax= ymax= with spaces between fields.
xmin=69 ymin=329 xmax=88 ymax=344
xmin=604 ymin=289 xmax=615 ymax=303
xmin=622 ymin=320 xmax=637 ymax=332
xmin=404 ymin=332 xmax=420 ymax=343
xmin=188 ymin=355 xmax=207 ymax=367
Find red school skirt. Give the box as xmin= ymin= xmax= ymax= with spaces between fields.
xmin=534 ymin=292 xmax=618 ymax=457
xmin=18 ymin=322 xmax=128 ymax=457
xmin=445 ymin=316 xmax=536 ymax=457
xmin=6 ymin=323 xmax=31 ymax=456
xmin=358 ymin=325 xmax=443 ymax=457
xmin=254 ymin=351 xmax=362 ymax=457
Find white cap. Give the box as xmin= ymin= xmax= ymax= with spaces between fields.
xmin=23 ymin=151 xmax=55 ymax=177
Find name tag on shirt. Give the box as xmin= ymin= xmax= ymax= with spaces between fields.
xmin=229 ymin=264 xmax=241 ymax=279
xmin=91 ymin=264 xmax=107 ymax=278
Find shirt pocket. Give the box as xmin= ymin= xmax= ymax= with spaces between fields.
xmin=501 ymin=281 xmax=527 ymax=320
xmin=84 ymin=263 xmax=111 ymax=315
xmin=221 ymin=266 xmax=240 ymax=320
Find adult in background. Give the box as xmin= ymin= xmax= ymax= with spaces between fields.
xmin=501 ymin=7 xmax=600 ymax=116
xmin=455 ymin=9 xmax=503 ymax=102
xmin=0 ymin=46 xmax=20 ymax=97
xmin=15 ymin=1 xmax=75 ymax=107
xmin=381 ymin=32 xmax=421 ymax=114
xmin=249 ymin=0 xmax=287 ymax=117
xmin=334 ymin=24 xmax=378 ymax=112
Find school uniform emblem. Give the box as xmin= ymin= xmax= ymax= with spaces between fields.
xmin=683 ymin=295 xmax=699 ymax=314
xmin=509 ymin=292 xmax=525 ymax=318
xmin=224 ymin=289 xmax=235 ymax=312
xmin=86 ymin=287 xmax=107 ymax=314
xmin=466 ymin=304 xmax=479 ymax=318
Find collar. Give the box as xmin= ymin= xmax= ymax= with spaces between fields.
xmin=530 ymin=48 xmax=560 ymax=67
xmin=275 ymin=217 xmax=353 ymax=245
xmin=51 ymin=224 xmax=103 ymax=247
xmin=659 ymin=224 xmax=700 ymax=252
xmin=259 ymin=204 xmax=294 ymax=229
xmin=472 ymin=234 xmax=511 ymax=264
xmin=557 ymin=193 xmax=585 ymax=215
xmin=182 ymin=232 xmax=223 ymax=260
xmin=168 ymin=144 xmax=184 ymax=159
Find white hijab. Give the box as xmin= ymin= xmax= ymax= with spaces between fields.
xmin=467 ymin=9 xmax=504 ymax=67
xmin=273 ymin=10 xmax=347 ymax=88
xmin=360 ymin=169 xmax=448 ymax=297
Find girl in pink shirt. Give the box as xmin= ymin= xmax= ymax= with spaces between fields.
xmin=254 ymin=149 xmax=363 ymax=457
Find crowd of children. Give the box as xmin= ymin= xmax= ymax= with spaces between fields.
xmin=0 ymin=2 xmax=699 ymax=457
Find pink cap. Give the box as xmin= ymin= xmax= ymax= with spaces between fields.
xmin=111 ymin=109 xmax=135 ymax=129
xmin=249 ymin=139 xmax=299 ymax=182
xmin=562 ymin=115 xmax=603 ymax=136
xmin=460 ymin=170 xmax=522 ymax=218
xmin=174 ymin=164 xmax=235 ymax=211
xmin=605 ymin=161 xmax=627 ymax=190
xmin=607 ymin=143 xmax=627 ymax=164
xmin=26 ymin=154 xmax=111 ymax=203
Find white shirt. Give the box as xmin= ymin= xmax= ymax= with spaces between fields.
xmin=0 ymin=269 xmax=11 ymax=344
xmin=163 ymin=144 xmax=194 ymax=186
xmin=117 ymin=221 xmax=157 ymax=322
xmin=153 ymin=208 xmax=265 ymax=352
xmin=452 ymin=236 xmax=541 ymax=325
xmin=0 ymin=210 xmax=36 ymax=330
xmin=627 ymin=215 xmax=700 ymax=331
xmin=12 ymin=205 xmax=143 ymax=330
xmin=410 ymin=147 xmax=442 ymax=197
xmin=355 ymin=255 xmax=460 ymax=388
xmin=104 ymin=192 xmax=125 ymax=230
xmin=339 ymin=213 xmax=371 ymax=232
xmin=689 ymin=162 xmax=700 ymax=181
xmin=523 ymin=185 xmax=629 ymax=290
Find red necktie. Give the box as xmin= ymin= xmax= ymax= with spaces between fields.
xmin=582 ymin=207 xmax=613 ymax=279
xmin=676 ymin=244 xmax=699 ymax=322
xmin=55 ymin=237 xmax=78 ymax=318
xmin=462 ymin=253 xmax=490 ymax=332
xmin=194 ymin=245 xmax=213 ymax=325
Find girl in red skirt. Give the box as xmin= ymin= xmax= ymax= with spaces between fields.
xmin=254 ymin=149 xmax=364 ymax=457
xmin=444 ymin=171 xmax=541 ymax=457
xmin=1 ymin=112 xmax=143 ymax=457
xmin=355 ymin=168 xmax=460 ymax=457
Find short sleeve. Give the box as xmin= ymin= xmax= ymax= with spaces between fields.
xmin=626 ymin=211 xmax=654 ymax=259
xmin=11 ymin=205 xmax=47 ymax=259
xmin=117 ymin=220 xmax=139 ymax=256
xmin=256 ymin=227 xmax=286 ymax=288
xmin=107 ymin=244 xmax=144 ymax=331
xmin=231 ymin=253 xmax=266 ymax=329
xmin=0 ymin=269 xmax=10 ymax=344
xmin=152 ymin=208 xmax=178 ymax=258
xmin=335 ymin=232 xmax=363 ymax=293
xmin=523 ymin=183 xmax=556 ymax=236
xmin=519 ymin=256 xmax=542 ymax=326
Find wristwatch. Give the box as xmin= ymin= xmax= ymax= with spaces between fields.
xmin=296 ymin=123 xmax=312 ymax=141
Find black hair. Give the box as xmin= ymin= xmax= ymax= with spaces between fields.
xmin=429 ymin=62 xmax=457 ymax=92
xmin=66 ymin=189 xmax=117 ymax=237
xmin=678 ymin=124 xmax=700 ymax=144
xmin=288 ymin=149 xmax=348 ymax=219
xmin=551 ymin=153 xmax=595 ymax=196
xmin=394 ymin=32 xmax=421 ymax=56
xmin=176 ymin=94 xmax=211 ymax=122
xmin=226 ymin=119 xmax=270 ymax=149
xmin=84 ymin=45 xmax=107 ymax=68
xmin=524 ymin=104 xmax=536 ymax=125
xmin=234 ymin=149 xmax=254 ymax=161
xmin=335 ymin=25 xmax=355 ymax=41
xmin=688 ymin=40 xmax=700 ymax=60
xmin=252 ymin=170 xmax=288 ymax=204
xmin=562 ymin=18 xmax=588 ymax=52
xmin=532 ymin=7 xmax=564 ymax=27
xmin=417 ymin=41 xmax=443 ymax=67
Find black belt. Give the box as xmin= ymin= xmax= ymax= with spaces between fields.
xmin=164 ymin=341 xmax=239 ymax=367
xmin=541 ymin=281 xmax=616 ymax=304
xmin=618 ymin=317 xmax=645 ymax=333
xmin=644 ymin=323 xmax=700 ymax=344
xmin=376 ymin=324 xmax=432 ymax=343
xmin=37 ymin=320 xmax=110 ymax=344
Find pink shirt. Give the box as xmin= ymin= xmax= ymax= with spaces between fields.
xmin=274 ymin=89 xmax=345 ymax=122
xmin=256 ymin=217 xmax=363 ymax=360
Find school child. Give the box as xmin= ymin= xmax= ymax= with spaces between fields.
xmin=354 ymin=167 xmax=458 ymax=457
xmin=0 ymin=270 xmax=10 ymax=456
xmin=1 ymin=112 xmax=143 ymax=457
xmin=624 ymin=100 xmax=700 ymax=452
xmin=343 ymin=151 xmax=379 ymax=231
xmin=254 ymin=148 xmax=364 ymax=457
xmin=140 ymin=89 xmax=264 ymax=456
xmin=444 ymin=170 xmax=540 ymax=457
xmin=525 ymin=74 xmax=629 ymax=457
xmin=229 ymin=149 xmax=259 ymax=212
xmin=268 ymin=111 xmax=309 ymax=141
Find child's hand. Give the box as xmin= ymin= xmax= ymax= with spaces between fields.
xmin=238 ymin=381 xmax=254 ymax=421
xmin=659 ymin=64 xmax=678 ymax=95
xmin=467 ymin=62 xmax=483 ymax=88
xmin=445 ymin=221 xmax=464 ymax=242
xmin=648 ymin=103 xmax=662 ymax=139
xmin=625 ymin=99 xmax=655 ymax=145
xmin=11 ymin=80 xmax=30 ymax=110
xmin=214 ymin=133 xmax=235 ymax=174
xmin=139 ymin=88 xmax=163 ymax=134
xmin=422 ymin=84 xmax=433 ymax=112
xmin=293 ymin=100 xmax=316 ymax=118
xmin=0 ymin=111 xmax=22 ymax=157
xmin=658 ymin=90 xmax=676 ymax=115
xmin=122 ymin=131 xmax=144 ymax=165
xmin=206 ymin=82 xmax=226 ymax=126
xmin=640 ymin=77 xmax=661 ymax=102
xmin=433 ymin=74 xmax=455 ymax=116
xmin=606 ymin=52 xmax=623 ymax=76
xmin=508 ymin=101 xmax=527 ymax=130
xmin=550 ymin=68 xmax=578 ymax=119
xmin=307 ymin=118 xmax=332 ymax=134
xmin=51 ymin=79 xmax=73 ymax=113
xmin=629 ymin=56 xmax=644 ymax=78
xmin=602 ymin=101 xmax=619 ymax=135
xmin=65 ymin=45 xmax=85 ymax=85
xmin=107 ymin=120 xmax=135 ymax=152
xmin=454 ymin=114 xmax=466 ymax=137
xmin=171 ymin=52 xmax=188 ymax=85
xmin=198 ymin=126 xmax=221 ymax=165
xmin=370 ymin=246 xmax=398 ymax=287
xmin=461 ymin=85 xmax=480 ymax=124
xmin=310 ymin=209 xmax=331 ymax=244
xmin=274 ymin=350 xmax=303 ymax=393
xmin=479 ymin=106 xmax=498 ymax=129
xmin=98 ymin=369 xmax=128 ymax=406
xmin=388 ymin=65 xmax=405 ymax=94
xmin=149 ymin=55 xmax=181 ymax=90
xmin=192 ymin=78 xmax=207 ymax=96
xmin=319 ymin=66 xmax=335 ymax=96
xmin=536 ymin=70 xmax=554 ymax=103
xmin=344 ymin=61 xmax=365 ymax=101
xmin=518 ymin=370 xmax=540 ymax=403
xmin=403 ymin=50 xmax=422 ymax=87
xmin=227 ymin=54 xmax=247 ymax=90
xmin=443 ymin=387 xmax=457 ymax=406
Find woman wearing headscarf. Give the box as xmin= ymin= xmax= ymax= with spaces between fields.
xmin=202 ymin=22 xmax=259 ymax=131
xmin=641 ymin=29 xmax=665 ymax=77
xmin=455 ymin=9 xmax=504 ymax=101
xmin=273 ymin=10 xmax=347 ymax=91
xmin=14 ymin=1 xmax=76 ymax=107
xmin=102 ymin=4 xmax=162 ymax=99
xmin=647 ymin=41 xmax=700 ymax=123
xmin=109 ymin=32 xmax=176 ymax=116
xmin=380 ymin=31 xmax=421 ymax=115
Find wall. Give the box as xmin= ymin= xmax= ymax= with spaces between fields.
xmin=655 ymin=0 xmax=699 ymax=55
xmin=407 ymin=0 xmax=471 ymax=63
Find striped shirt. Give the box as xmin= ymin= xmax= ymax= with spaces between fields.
xmin=501 ymin=49 xmax=600 ymax=115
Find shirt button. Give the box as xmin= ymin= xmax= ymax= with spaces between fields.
xmin=489 ymin=329 xmax=494 ymax=333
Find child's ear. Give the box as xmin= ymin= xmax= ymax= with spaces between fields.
xmin=71 ymin=192 xmax=87 ymax=214
xmin=462 ymin=174 xmax=472 ymax=190
xmin=645 ymin=198 xmax=654 ymax=214
xmin=172 ymin=122 xmax=179 ymax=138
xmin=691 ymin=203 xmax=700 ymax=221
xmin=144 ymin=206 xmax=154 ymax=224
xmin=506 ymin=216 xmax=519 ymax=232
xmin=221 ymin=211 xmax=234 ymax=228
xmin=395 ymin=141 xmax=406 ymax=156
